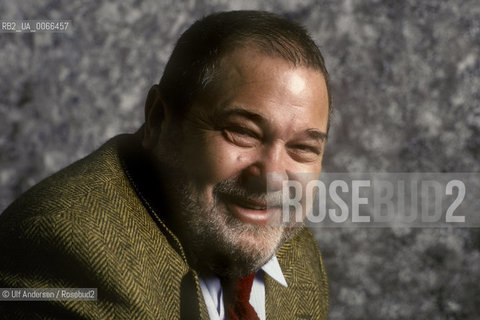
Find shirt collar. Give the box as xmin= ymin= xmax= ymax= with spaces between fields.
xmin=261 ymin=255 xmax=288 ymax=287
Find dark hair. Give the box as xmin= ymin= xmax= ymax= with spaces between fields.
xmin=158 ymin=10 xmax=332 ymax=130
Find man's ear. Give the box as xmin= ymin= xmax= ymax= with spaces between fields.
xmin=142 ymin=84 xmax=166 ymax=149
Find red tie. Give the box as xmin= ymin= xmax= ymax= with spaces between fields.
xmin=222 ymin=273 xmax=260 ymax=320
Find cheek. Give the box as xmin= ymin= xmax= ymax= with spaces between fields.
xmin=189 ymin=132 xmax=254 ymax=184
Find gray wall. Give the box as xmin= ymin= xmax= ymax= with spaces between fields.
xmin=1 ymin=0 xmax=479 ymax=318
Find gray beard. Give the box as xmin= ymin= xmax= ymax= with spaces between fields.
xmin=174 ymin=178 xmax=302 ymax=278
xmin=153 ymin=146 xmax=303 ymax=279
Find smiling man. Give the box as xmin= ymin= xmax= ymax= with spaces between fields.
xmin=0 ymin=11 xmax=331 ymax=320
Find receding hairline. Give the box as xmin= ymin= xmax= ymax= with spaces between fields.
xmin=196 ymin=41 xmax=331 ymax=109
xmin=220 ymin=37 xmax=327 ymax=69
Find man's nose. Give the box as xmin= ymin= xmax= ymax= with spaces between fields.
xmin=241 ymin=143 xmax=289 ymax=193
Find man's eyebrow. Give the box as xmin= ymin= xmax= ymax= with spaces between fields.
xmin=214 ymin=107 xmax=267 ymax=124
xmin=304 ymin=129 xmax=328 ymax=142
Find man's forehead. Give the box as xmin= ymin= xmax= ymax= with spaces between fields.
xmin=188 ymin=46 xmax=329 ymax=134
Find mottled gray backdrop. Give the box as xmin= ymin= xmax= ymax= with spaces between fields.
xmin=1 ymin=0 xmax=479 ymax=319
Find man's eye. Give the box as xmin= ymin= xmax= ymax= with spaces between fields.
xmin=222 ymin=126 xmax=259 ymax=147
xmin=291 ymin=144 xmax=320 ymax=154
xmin=227 ymin=126 xmax=257 ymax=137
xmin=287 ymin=144 xmax=322 ymax=163
xmin=226 ymin=126 xmax=262 ymax=139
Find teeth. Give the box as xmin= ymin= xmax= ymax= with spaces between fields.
xmin=248 ymin=206 xmax=266 ymax=210
xmin=221 ymin=193 xmax=269 ymax=210
xmin=235 ymin=198 xmax=266 ymax=210
xmin=239 ymin=201 xmax=266 ymax=210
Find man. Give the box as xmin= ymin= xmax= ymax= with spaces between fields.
xmin=0 ymin=10 xmax=331 ymax=319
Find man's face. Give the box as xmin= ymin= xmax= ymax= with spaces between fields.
xmin=153 ymin=47 xmax=329 ymax=278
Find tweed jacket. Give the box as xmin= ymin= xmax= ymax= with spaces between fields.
xmin=0 ymin=134 xmax=329 ymax=319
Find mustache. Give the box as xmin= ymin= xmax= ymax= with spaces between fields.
xmin=213 ymin=178 xmax=285 ymax=208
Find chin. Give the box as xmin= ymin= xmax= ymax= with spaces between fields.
xmin=198 ymin=209 xmax=303 ymax=278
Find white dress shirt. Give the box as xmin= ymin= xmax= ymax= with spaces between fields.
xmin=199 ymin=256 xmax=288 ymax=320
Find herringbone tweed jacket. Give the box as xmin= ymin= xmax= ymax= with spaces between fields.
xmin=0 ymin=134 xmax=329 ymax=319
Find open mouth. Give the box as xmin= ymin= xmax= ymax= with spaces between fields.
xmin=219 ymin=193 xmax=271 ymax=225
xmin=228 ymin=196 xmax=267 ymax=210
